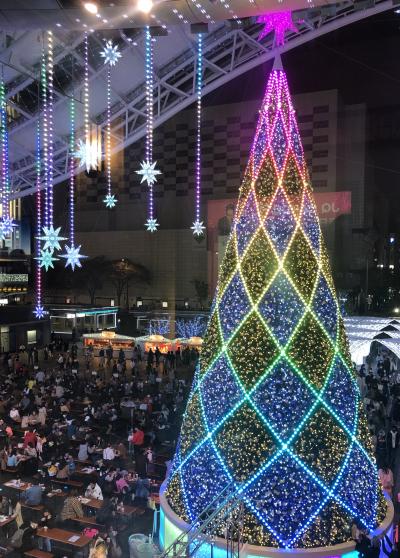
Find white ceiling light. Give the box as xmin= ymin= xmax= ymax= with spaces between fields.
xmin=84 ymin=2 xmax=98 ymax=14
xmin=137 ymin=0 xmax=153 ymax=14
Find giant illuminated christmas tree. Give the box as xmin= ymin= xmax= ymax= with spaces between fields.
xmin=163 ymin=57 xmax=387 ymax=551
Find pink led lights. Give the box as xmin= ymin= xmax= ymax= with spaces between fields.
xmin=257 ymin=11 xmax=298 ymax=47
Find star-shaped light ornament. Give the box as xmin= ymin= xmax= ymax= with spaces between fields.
xmin=145 ymin=218 xmax=159 ymax=233
xmin=33 ymin=305 xmax=46 ymax=319
xmin=257 ymin=11 xmax=298 ymax=46
xmin=37 ymin=226 xmax=66 ymax=252
xmin=59 ymin=244 xmax=87 ymax=271
xmin=0 ymin=216 xmax=16 ymax=237
xmin=136 ymin=161 xmax=161 ymax=186
xmin=104 ymin=194 xmax=117 ymax=208
xmin=191 ymin=220 xmax=205 ymax=236
xmin=36 ymin=248 xmax=58 ymax=271
xmin=100 ymin=40 xmax=122 ymax=66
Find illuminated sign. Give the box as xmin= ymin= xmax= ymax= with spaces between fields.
xmin=0 ymin=274 xmax=28 ymax=283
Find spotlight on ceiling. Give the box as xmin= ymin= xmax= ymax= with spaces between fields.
xmin=137 ymin=0 xmax=153 ymax=14
xmin=84 ymin=2 xmax=98 ymax=14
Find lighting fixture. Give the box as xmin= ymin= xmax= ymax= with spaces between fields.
xmin=84 ymin=2 xmax=98 ymax=14
xmin=137 ymin=0 xmax=153 ymax=14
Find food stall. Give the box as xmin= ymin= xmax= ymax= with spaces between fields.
xmin=82 ymin=330 xmax=136 ymax=358
xmin=135 ymin=334 xmax=179 ymax=354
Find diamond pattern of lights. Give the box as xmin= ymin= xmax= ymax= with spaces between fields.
xmin=100 ymin=40 xmax=121 ymax=66
xmin=59 ymin=244 xmax=87 ymax=271
xmin=37 ymin=225 xmax=66 ymax=252
xmin=165 ymin=61 xmax=385 ymax=550
xmin=136 ymin=160 xmax=161 ymax=186
xmin=103 ymin=194 xmax=117 ymax=208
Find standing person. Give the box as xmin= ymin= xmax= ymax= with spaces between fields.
xmin=38 ymin=508 xmax=53 ymax=552
xmin=131 ymin=427 xmax=144 ymax=456
xmin=388 ymin=425 xmax=398 ymax=468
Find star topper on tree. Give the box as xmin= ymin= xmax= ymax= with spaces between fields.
xmin=257 ymin=11 xmax=298 ymax=46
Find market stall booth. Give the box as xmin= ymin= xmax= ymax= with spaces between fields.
xmin=82 ymin=330 xmax=135 ymax=358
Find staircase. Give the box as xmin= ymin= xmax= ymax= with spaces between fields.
xmin=159 ymin=481 xmax=245 ymax=558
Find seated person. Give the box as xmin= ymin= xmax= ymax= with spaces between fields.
xmin=22 ymin=479 xmax=42 ymax=506
xmin=56 ymin=460 xmax=69 ymax=479
xmin=7 ymin=449 xmax=19 ymax=468
xmin=85 ymin=482 xmax=103 ymax=500
xmin=0 ymin=495 xmax=10 ymax=515
xmin=60 ymin=489 xmax=84 ymax=523
xmin=9 ymin=407 xmax=21 ymax=423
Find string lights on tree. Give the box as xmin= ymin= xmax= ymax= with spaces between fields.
xmin=164 ymin=56 xmax=386 ymax=550
xmin=190 ymin=34 xmax=205 ymax=237
xmin=136 ymin=26 xmax=161 ymax=232
xmin=101 ymin=40 xmax=121 ymax=209
xmin=60 ymin=98 xmax=87 ymax=271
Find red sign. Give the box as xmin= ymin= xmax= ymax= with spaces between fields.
xmin=314 ymin=191 xmax=352 ymax=224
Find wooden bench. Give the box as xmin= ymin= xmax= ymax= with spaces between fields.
xmin=24 ymin=550 xmax=54 ymax=558
xmin=51 ymin=479 xmax=83 ymax=489
xmin=70 ymin=516 xmax=104 ymax=528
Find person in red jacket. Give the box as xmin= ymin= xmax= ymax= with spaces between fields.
xmin=131 ymin=427 xmax=144 ymax=456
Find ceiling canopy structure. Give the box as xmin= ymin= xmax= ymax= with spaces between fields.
xmin=0 ymin=0 xmax=394 ymax=198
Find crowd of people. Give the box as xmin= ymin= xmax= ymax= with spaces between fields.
xmin=0 ymin=338 xmax=192 ymax=556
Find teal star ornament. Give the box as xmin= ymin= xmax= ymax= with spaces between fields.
xmin=104 ymin=194 xmax=117 ymax=208
xmin=191 ymin=220 xmax=205 ymax=236
xmin=145 ymin=218 xmax=159 ymax=232
xmin=59 ymin=244 xmax=87 ymax=271
xmin=37 ymin=226 xmax=66 ymax=252
xmin=33 ymin=305 xmax=46 ymax=319
xmin=136 ymin=160 xmax=161 ymax=186
xmin=35 ymin=248 xmax=58 ymax=271
xmin=100 ymin=40 xmax=122 ymax=66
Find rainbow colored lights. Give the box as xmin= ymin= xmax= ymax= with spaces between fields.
xmin=165 ymin=58 xmax=385 ymax=549
xmin=137 ymin=26 xmax=161 ymax=232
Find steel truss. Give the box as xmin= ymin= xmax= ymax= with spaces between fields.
xmin=9 ymin=0 xmax=393 ymax=198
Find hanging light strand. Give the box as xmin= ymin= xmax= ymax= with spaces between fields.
xmin=41 ymin=43 xmax=49 ymax=228
xmin=191 ymin=33 xmax=205 ymax=237
xmin=146 ymin=26 xmax=154 ymax=225
xmin=47 ymin=30 xmax=54 ymax=228
xmin=137 ymin=27 xmax=161 ymax=232
xmin=84 ymin=32 xmax=90 ymax=162
xmin=106 ymin=64 xmax=112 ymax=199
xmin=69 ymin=97 xmax=75 ymax=246
xmin=0 ymin=79 xmax=8 ymax=222
xmin=34 ymin=121 xmax=44 ymax=318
